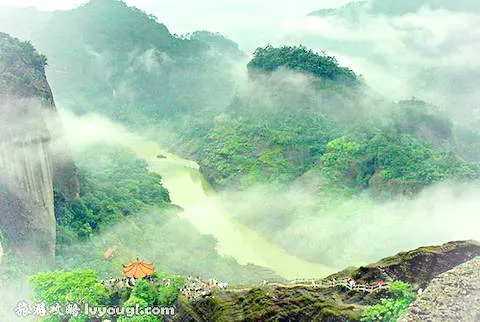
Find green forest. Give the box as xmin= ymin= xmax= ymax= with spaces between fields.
xmin=54 ymin=145 xmax=171 ymax=247
xmin=0 ymin=0 xmax=479 ymax=321
xmin=52 ymin=144 xmax=277 ymax=283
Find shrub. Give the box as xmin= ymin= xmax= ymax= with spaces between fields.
xmin=130 ymin=279 xmax=156 ymax=305
xmin=361 ymin=281 xmax=416 ymax=322
xmin=157 ymin=275 xmax=186 ymax=306
xmin=28 ymin=270 xmax=109 ymax=321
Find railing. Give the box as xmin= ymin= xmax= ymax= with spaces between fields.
xmin=267 ymin=278 xmax=390 ymax=293
xmin=101 ymin=275 xmax=391 ymax=302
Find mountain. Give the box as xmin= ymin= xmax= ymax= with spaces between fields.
xmin=3 ymin=1 xmax=475 ymax=197
xmin=368 ymin=0 xmax=480 ymax=15
xmin=182 ymin=45 xmax=478 ymax=195
xmin=302 ymin=1 xmax=480 ymax=123
xmin=0 ymin=0 xmax=246 ymax=120
xmin=400 ymin=256 xmax=480 ymax=321
xmin=19 ymin=236 xmax=480 ymax=321
xmin=308 ymin=1 xmax=367 ymax=19
xmin=0 ymin=31 xmax=278 ymax=287
xmin=308 ymin=0 xmax=480 ymax=18
xmin=21 ymin=240 xmax=478 ymax=321
xmin=0 ymin=1 xmax=477 ymax=272
xmin=174 ymin=241 xmax=480 ymax=321
xmin=0 ymin=33 xmax=78 ymax=266
xmin=0 ymin=2 xmax=478 ymax=320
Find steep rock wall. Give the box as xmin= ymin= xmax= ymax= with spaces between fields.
xmin=0 ymin=32 xmax=78 ymax=265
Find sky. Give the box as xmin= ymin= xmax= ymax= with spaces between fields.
xmin=1 ymin=0 xmax=478 ymax=111
xmin=0 ymin=0 xmax=351 ymax=12
xmin=278 ymin=4 xmax=480 ymax=110
xmin=0 ymin=0 xmax=353 ymax=51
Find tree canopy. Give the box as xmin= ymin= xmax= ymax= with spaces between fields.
xmin=247 ymin=45 xmax=359 ymax=87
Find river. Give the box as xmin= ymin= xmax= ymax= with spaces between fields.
xmin=62 ymin=112 xmax=335 ymax=280
xmin=118 ymin=134 xmax=336 ymax=280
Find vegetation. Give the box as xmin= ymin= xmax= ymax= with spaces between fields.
xmin=320 ymin=131 xmax=478 ymax=196
xmin=55 ymin=207 xmax=278 ymax=284
xmin=171 ymin=46 xmax=479 ymax=195
xmin=188 ymin=95 xmax=478 ymax=195
xmin=5 ymin=1 xmax=477 ymax=198
xmin=0 ymin=32 xmax=50 ymax=99
xmin=247 ymin=45 xmax=359 ymax=87
xmin=52 ymin=145 xmax=277 ymax=285
xmin=54 ymin=144 xmax=171 ymax=251
xmin=28 ymin=270 xmax=109 ymax=321
xmin=19 ymin=0 xmax=241 ymax=119
xmin=177 ymin=285 xmax=362 ymax=321
xmin=361 ymin=281 xmax=416 ymax=322
xmin=197 ymin=112 xmax=335 ymax=189
xmin=155 ymin=273 xmax=186 ymax=307
xmin=3 ymin=3 xmax=479 ymax=320
xmin=28 ymin=269 xmax=184 ymax=322
xmin=29 ymin=270 xmax=109 ymax=306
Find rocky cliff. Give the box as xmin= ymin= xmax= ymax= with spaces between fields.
xmin=173 ymin=240 xmax=480 ymax=321
xmin=400 ymin=256 xmax=480 ymax=322
xmin=0 ymin=32 xmax=78 ymax=266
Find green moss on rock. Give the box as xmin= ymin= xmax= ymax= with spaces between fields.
xmin=174 ymin=241 xmax=480 ymax=321
xmin=0 ymin=32 xmax=53 ymax=104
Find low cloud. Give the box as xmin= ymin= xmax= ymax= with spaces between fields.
xmin=279 ymin=5 xmax=480 ymax=119
xmin=221 ymin=176 xmax=480 ymax=269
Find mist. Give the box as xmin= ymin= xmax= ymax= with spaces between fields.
xmin=53 ymin=110 xmax=280 ymax=281
xmin=2 ymin=0 xmax=479 ymax=116
xmin=0 ymin=1 xmax=478 ymax=320
xmin=197 ymin=55 xmax=480 ymax=269
xmin=57 ymin=104 xmax=479 ymax=273
xmin=0 ymin=97 xmax=62 ymax=322
xmin=0 ymin=0 xmax=351 ymax=52
xmin=221 ymin=176 xmax=480 ymax=268
xmin=279 ymin=2 xmax=480 ymax=121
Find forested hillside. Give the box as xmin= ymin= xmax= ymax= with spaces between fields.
xmin=2 ymin=139 xmax=279 ymax=284
xmin=2 ymin=1 xmax=477 ymax=198
xmin=175 ymin=46 xmax=479 ymax=196
xmin=0 ymin=0 xmax=244 ymax=121
xmin=54 ymin=145 xmax=171 ymax=248
xmin=1 ymin=1 xmax=479 ymax=321
xmin=1 ymin=0 xmax=477 ymax=268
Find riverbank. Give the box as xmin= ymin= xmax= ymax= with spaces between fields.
xmin=117 ymin=132 xmax=335 ymax=279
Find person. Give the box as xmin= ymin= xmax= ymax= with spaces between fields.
xmin=127 ymin=277 xmax=136 ymax=287
xmin=348 ymin=279 xmax=356 ymax=288
xmin=344 ymin=277 xmax=355 ymax=289
xmin=218 ymin=282 xmax=228 ymax=289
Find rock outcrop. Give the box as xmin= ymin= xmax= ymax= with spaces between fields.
xmin=400 ymin=256 xmax=480 ymax=322
xmin=0 ymin=32 xmax=78 ymax=265
xmin=174 ymin=240 xmax=480 ymax=321
xmin=333 ymin=240 xmax=480 ymax=289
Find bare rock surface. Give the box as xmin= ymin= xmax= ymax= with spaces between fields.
xmin=401 ymin=256 xmax=480 ymax=322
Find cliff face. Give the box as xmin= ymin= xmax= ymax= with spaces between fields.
xmin=400 ymin=256 xmax=480 ymax=322
xmin=174 ymin=240 xmax=480 ymax=321
xmin=0 ymin=32 xmax=78 ymax=265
